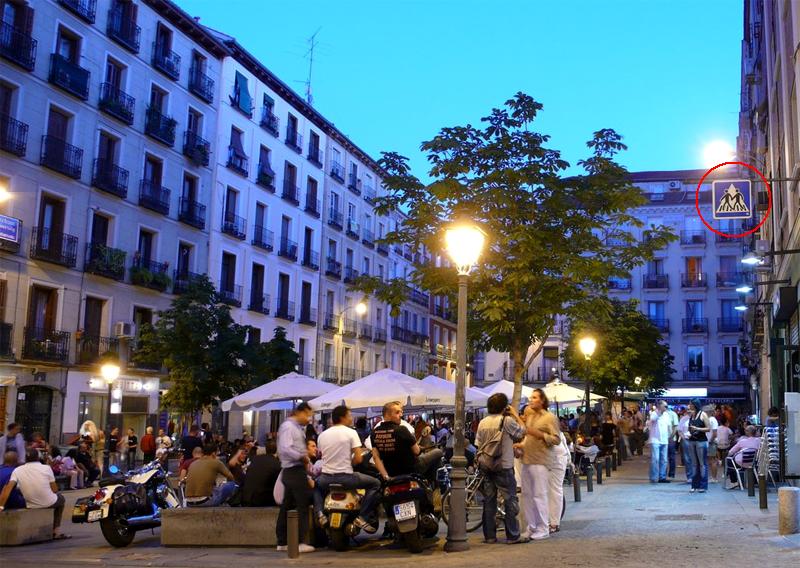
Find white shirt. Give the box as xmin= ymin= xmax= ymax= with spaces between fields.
xmin=706 ymin=416 xmax=719 ymax=443
xmin=716 ymin=425 xmax=733 ymax=449
xmin=318 ymin=424 xmax=361 ymax=475
xmin=667 ymin=410 xmax=679 ymax=437
xmin=648 ymin=411 xmax=672 ymax=445
xmin=678 ymin=415 xmax=691 ymax=440
xmin=10 ymin=462 xmax=57 ymax=508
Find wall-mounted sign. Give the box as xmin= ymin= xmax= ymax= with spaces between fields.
xmin=0 ymin=214 xmax=21 ymax=244
xmin=712 ymin=180 xmax=752 ymax=220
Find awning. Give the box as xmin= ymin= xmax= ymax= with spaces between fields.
xmin=773 ymin=286 xmax=798 ymax=323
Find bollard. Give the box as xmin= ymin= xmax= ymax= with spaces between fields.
xmin=586 ymin=466 xmax=594 ymax=492
xmin=746 ymin=469 xmax=755 ymax=497
xmin=611 ymin=451 xmax=618 ymax=471
xmin=605 ymin=456 xmax=612 ymax=478
xmin=287 ymin=510 xmax=300 ymax=558
xmin=596 ymin=461 xmax=603 ymax=485
xmin=758 ymin=475 xmax=768 ymax=510
xmin=572 ymin=469 xmax=581 ymax=502
xmin=778 ymin=487 xmax=800 ymax=535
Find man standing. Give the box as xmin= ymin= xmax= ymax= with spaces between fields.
xmin=666 ymin=404 xmax=680 ymax=479
xmin=276 ymin=402 xmax=315 ymax=553
xmin=616 ymin=411 xmax=633 ymax=457
xmin=140 ymin=426 xmax=156 ymax=463
xmin=475 ymin=393 xmax=526 ymax=544
xmin=706 ymin=409 xmax=719 ymax=483
xmin=0 ymin=423 xmax=25 ymax=465
xmin=677 ymin=408 xmax=693 ymax=484
xmin=647 ymin=400 xmax=672 ymax=483
xmin=313 ymin=405 xmax=380 ymax=534
xmin=180 ymin=425 xmax=203 ymax=461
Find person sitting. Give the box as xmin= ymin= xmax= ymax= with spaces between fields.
xmin=75 ymin=441 xmax=100 ymax=486
xmin=228 ymin=437 xmax=254 ymax=485
xmin=725 ymin=425 xmax=761 ymax=489
xmin=61 ymin=449 xmax=84 ymax=490
xmin=0 ymin=451 xmax=26 ymax=509
xmin=241 ymin=440 xmax=281 ymax=507
xmin=0 ymin=448 xmax=68 ymax=539
xmin=184 ymin=443 xmax=237 ymax=507
xmin=574 ymin=433 xmax=600 ymax=474
xmin=178 ymin=447 xmax=203 ymax=483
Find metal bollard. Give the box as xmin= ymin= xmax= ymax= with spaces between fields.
xmin=287 ymin=509 xmax=300 ymax=558
xmin=605 ymin=456 xmax=612 ymax=478
xmin=611 ymin=452 xmax=618 ymax=471
xmin=758 ymin=475 xmax=768 ymax=510
xmin=596 ymin=461 xmax=603 ymax=485
xmin=746 ymin=469 xmax=755 ymax=497
xmin=572 ymin=470 xmax=581 ymax=502
xmin=586 ymin=466 xmax=594 ymax=492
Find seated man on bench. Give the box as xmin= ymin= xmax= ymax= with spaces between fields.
xmin=0 ymin=451 xmax=26 ymax=509
xmin=184 ymin=443 xmax=238 ymax=507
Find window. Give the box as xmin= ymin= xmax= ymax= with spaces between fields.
xmin=259 ymin=146 xmax=273 ymax=171
xmin=255 ymin=202 xmax=266 ymax=229
xmin=347 ymin=202 xmax=356 ymax=221
xmin=250 ymin=262 xmax=265 ymax=304
xmin=722 ymin=345 xmax=738 ymax=370
xmin=231 ymin=71 xmax=252 ymax=116
xmin=648 ymin=301 xmax=664 ymax=319
xmin=719 ymin=255 xmax=737 ymax=273
xmin=137 ymin=229 xmax=153 ymax=263
xmin=647 ymin=258 xmax=664 ymax=275
xmin=362 ymin=257 xmax=370 ymax=276
xmin=327 ymin=239 xmax=337 ymax=260
xmin=230 ymin=127 xmax=246 ymax=158
xmin=143 ymin=154 xmax=162 ymax=185
xmin=104 ymin=57 xmax=124 ymax=89
xmin=687 ymin=346 xmax=704 ymax=371
xmin=97 ymin=131 xmax=118 ymax=164
xmin=56 ymin=26 xmax=80 ymax=63
xmin=149 ymin=85 xmax=167 ymax=113
xmin=90 ymin=212 xmax=109 ymax=246
xmin=686 ymin=300 xmax=703 ymax=319
xmin=47 ymin=107 xmax=70 ymax=140
xmin=307 ymin=177 xmax=318 ymax=203
xmin=182 ymin=173 xmax=197 ymax=202
xmin=685 ymin=256 xmax=702 ymax=275
xmin=720 ymin=299 xmax=738 ymax=319
xmin=177 ymin=242 xmax=192 ymax=274
xmin=221 ymin=252 xmax=236 ymax=292
xmin=187 ymin=109 xmax=202 ymax=135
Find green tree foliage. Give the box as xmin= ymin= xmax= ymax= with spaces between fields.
xmin=251 ymin=327 xmax=300 ymax=383
xmin=562 ymin=298 xmax=674 ymax=397
xmin=354 ymin=93 xmax=675 ymax=406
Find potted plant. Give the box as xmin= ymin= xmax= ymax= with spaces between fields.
xmin=151 ymin=270 xmax=172 ymax=292
xmin=131 ymin=264 xmax=153 ymax=287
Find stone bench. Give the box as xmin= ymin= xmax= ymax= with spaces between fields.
xmin=161 ymin=506 xmax=314 ymax=547
xmin=0 ymin=508 xmax=54 ymax=546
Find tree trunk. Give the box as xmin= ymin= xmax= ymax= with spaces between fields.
xmin=511 ymin=349 xmax=526 ymax=408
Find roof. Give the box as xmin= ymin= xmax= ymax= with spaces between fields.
xmin=629 ymin=168 xmax=732 ymax=183
xmin=142 ymin=0 xmax=228 ymax=58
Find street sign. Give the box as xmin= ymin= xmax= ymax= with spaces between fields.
xmin=0 ymin=214 xmax=21 ymax=243
xmin=712 ymin=179 xmax=752 ymax=220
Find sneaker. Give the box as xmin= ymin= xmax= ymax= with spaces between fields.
xmin=727 ymin=482 xmax=740 ymax=490
xmin=484 ymin=537 xmax=498 ymax=544
xmin=277 ymin=545 xmax=288 ymax=551
xmin=698 ymin=489 xmax=706 ymax=493
xmin=506 ymin=536 xmax=528 ymax=544
xmin=710 ymin=478 xmax=718 ymax=484
xmin=658 ymin=479 xmax=670 ymax=484
xmin=298 ymin=544 xmax=315 ymax=553
xmin=353 ymin=516 xmax=377 ymax=534
xmin=316 ymin=513 xmax=328 ymax=528
xmin=689 ymin=488 xmax=696 ymax=493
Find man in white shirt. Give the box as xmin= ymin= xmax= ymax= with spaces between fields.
xmin=706 ymin=411 xmax=719 ymax=482
xmin=677 ymin=408 xmax=694 ymax=484
xmin=647 ymin=400 xmax=673 ymax=483
xmin=0 ymin=447 xmax=68 ymax=538
xmin=666 ymin=405 xmax=680 ymax=479
xmin=313 ymin=405 xmax=380 ymax=534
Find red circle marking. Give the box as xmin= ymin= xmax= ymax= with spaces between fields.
xmin=694 ymin=161 xmax=771 ymax=238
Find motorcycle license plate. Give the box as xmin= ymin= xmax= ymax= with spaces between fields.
xmin=393 ymin=501 xmax=416 ymax=521
xmin=330 ymin=512 xmax=342 ymax=529
xmin=87 ymin=508 xmax=106 ymax=522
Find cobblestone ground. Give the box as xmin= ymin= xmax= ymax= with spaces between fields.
xmin=3 ymin=454 xmax=798 ymax=567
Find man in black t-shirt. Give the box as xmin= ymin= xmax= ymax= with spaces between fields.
xmin=241 ymin=440 xmax=281 ymax=506
xmin=371 ymin=402 xmax=443 ymax=482
xmin=181 ymin=425 xmax=204 ymax=461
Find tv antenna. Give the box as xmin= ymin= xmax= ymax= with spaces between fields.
xmin=302 ymin=28 xmax=321 ymax=106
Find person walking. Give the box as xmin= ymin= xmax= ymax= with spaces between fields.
xmin=677 ymin=408 xmax=693 ymax=484
xmin=107 ymin=427 xmax=121 ymax=470
xmin=617 ymin=411 xmax=633 ymax=457
xmin=686 ymin=399 xmax=712 ymax=493
xmin=666 ymin=404 xmax=680 ymax=479
xmin=715 ymin=416 xmax=733 ymax=482
xmin=125 ymin=428 xmax=138 ymax=468
xmin=705 ymin=409 xmax=719 ymax=483
xmin=140 ymin=427 xmax=156 ymax=464
xmin=516 ymin=388 xmax=559 ymax=541
xmin=647 ymin=400 xmax=672 ymax=483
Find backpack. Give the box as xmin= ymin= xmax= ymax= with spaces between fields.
xmin=476 ymin=416 xmax=506 ymax=473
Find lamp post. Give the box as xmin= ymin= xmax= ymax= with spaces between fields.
xmin=101 ymin=362 xmax=120 ymax=474
xmin=444 ymin=222 xmax=485 ymax=553
xmin=336 ymin=301 xmax=367 ymax=384
xmin=579 ymin=336 xmax=596 ymax=437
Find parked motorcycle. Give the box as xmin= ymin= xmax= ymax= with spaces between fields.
xmin=382 ymin=473 xmax=440 ymax=553
xmin=71 ymin=459 xmax=180 ymax=547
xmin=322 ymin=483 xmax=364 ymax=551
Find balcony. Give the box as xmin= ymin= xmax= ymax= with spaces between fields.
xmin=152 ymin=42 xmax=180 ymax=80
xmin=172 ymin=270 xmax=203 ymax=294
xmin=106 ymin=7 xmax=140 ymax=53
xmin=285 ymin=127 xmax=303 ymax=153
xmin=608 ymin=277 xmax=632 ymax=290
xmin=323 ymin=312 xmax=338 ymax=331
xmin=718 ymin=366 xmax=747 ymax=381
xmin=188 ymin=65 xmax=214 ymax=103
xmin=76 ymin=335 xmax=119 ymax=366
xmin=48 ymin=53 xmax=90 ymax=100
xmin=248 ymin=293 xmax=270 ymax=315
xmin=682 ymin=318 xmax=709 ymax=334
xmin=260 ymin=107 xmax=279 ymax=136
xmin=278 ymin=237 xmax=298 ymax=261
xmin=299 ymin=307 xmax=317 ymax=326
xmin=179 ymin=197 xmax=206 ymax=230
xmin=377 ymin=242 xmax=389 ymax=256
xmin=40 ymin=135 xmax=82 ymax=179
xmin=98 ymin=82 xmax=135 ymax=124
xmin=342 ymin=318 xmax=357 ymax=337
xmin=226 ymin=146 xmax=248 ymax=176
xmin=718 ymin=317 xmax=744 ymax=333
xmin=325 ymin=258 xmax=342 ymax=279
xmin=361 ymin=228 xmax=375 ymax=248
xmin=131 ymin=257 xmax=171 ymax=292
xmin=680 ymin=230 xmax=706 ymax=246
xmin=281 ymin=180 xmax=300 ymax=205
xmin=84 ymin=242 xmax=126 ymax=281
xmin=305 ymin=194 xmax=320 ymax=217
xmin=347 ymin=173 xmax=362 ymax=195
xmin=374 ymin=328 xmax=387 ymax=343
xmin=0 ymin=20 xmax=37 ymax=71
xmin=0 ymin=323 xmax=12 ymax=359
xmin=346 ymin=218 xmax=360 ymax=240
xmin=139 ymin=180 xmax=170 ymax=215
xmin=30 ymin=226 xmax=78 ymax=267
xmin=275 ymin=299 xmax=295 ymax=321
xmin=681 ymin=272 xmax=707 ymax=288
xmin=715 ymin=232 xmax=741 ymax=244
xmin=344 ymin=266 xmax=359 ymax=284
xmin=302 ymin=249 xmax=320 ymax=270
xmin=308 ymin=144 xmax=323 ymax=168
xmin=408 ymin=286 xmax=430 ymax=307
xmin=683 ymin=366 xmax=709 ymax=381
xmin=145 ymin=107 xmax=177 ymax=146
xmin=537 ymin=366 xmax=559 ymax=382
xmin=256 ymin=163 xmax=275 ymax=192
xmin=358 ymin=323 xmax=373 ymax=340
xmin=363 ymin=185 xmax=376 ymax=204
xmin=183 ymin=131 xmax=210 ymax=167
xmin=649 ymin=318 xmax=669 ymax=333
xmin=716 ymin=272 xmax=746 ymax=288
xmin=221 ymin=212 xmax=246 ymax=240
xmin=219 ymin=285 xmax=243 ymax=307
xmin=92 ymin=159 xmax=128 ymax=198
xmin=642 ymin=273 xmax=668 ymax=289
xmin=252 ymin=226 xmax=274 ymax=251
xmin=330 ymin=161 xmax=345 ymax=183
xmin=328 ymin=208 xmax=343 ymax=230
xmin=59 ymin=0 xmax=97 ymax=21
xmin=0 ymin=113 xmax=27 ymax=157
xmin=22 ymin=328 xmax=70 ymax=363
xmin=128 ymin=342 xmax=160 ymax=371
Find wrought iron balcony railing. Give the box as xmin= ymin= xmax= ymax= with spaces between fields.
xmin=642 ymin=273 xmax=668 ymax=289
xmin=682 ymin=318 xmax=709 ymax=334
xmin=680 ymin=230 xmax=706 ymax=245
xmin=48 ymin=53 xmax=90 ymax=99
xmin=275 ymin=299 xmax=295 ymax=321
xmin=98 ymin=82 xmax=135 ymax=124
xmin=139 ymin=180 xmax=170 ymax=215
xmin=278 ymin=237 xmax=298 ymax=261
xmin=219 ymin=284 xmax=243 ymax=307
xmin=183 ymin=130 xmax=210 ymax=167
xmin=248 ymin=293 xmax=271 ymax=315
xmin=285 ymin=127 xmax=303 ymax=153
xmin=0 ymin=113 xmax=27 ymax=157
xmin=256 ymin=163 xmax=275 ymax=191
xmin=152 ymin=41 xmax=180 ymax=80
xmin=106 ymin=7 xmax=140 ymax=53
xmin=226 ymin=146 xmax=248 ymax=176
xmin=84 ymin=242 xmax=126 ymax=281
xmin=179 ymin=197 xmax=205 ymax=230
xmin=30 ymin=226 xmax=78 ymax=267
xmin=325 ymin=258 xmax=342 ymax=279
xmin=0 ymin=20 xmax=37 ymax=71
xmin=172 ymin=270 xmax=203 ymax=294
xmin=221 ymin=211 xmax=246 ymax=240
xmin=22 ymin=327 xmax=70 ymax=363
xmin=40 ymin=135 xmax=82 ymax=179
xmin=188 ymin=65 xmax=214 ymax=103
xmin=330 ymin=161 xmax=345 ymax=183
xmin=92 ymin=159 xmax=128 ymax=198
xmin=76 ymin=335 xmax=119 ymax=365
xmin=252 ymin=226 xmax=274 ymax=251
xmin=308 ymin=144 xmax=323 ymax=167
xmin=145 ymin=107 xmax=176 ymax=146
xmin=260 ymin=107 xmax=279 ymax=136
xmin=281 ymin=180 xmax=300 ymax=205
xmin=328 ymin=208 xmax=343 ymax=230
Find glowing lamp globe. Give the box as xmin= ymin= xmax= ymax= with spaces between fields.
xmin=355 ymin=302 xmax=367 ymax=316
xmin=579 ymin=337 xmax=597 ymax=359
xmin=101 ymin=363 xmax=120 ymax=385
xmin=445 ymin=224 xmax=485 ymax=274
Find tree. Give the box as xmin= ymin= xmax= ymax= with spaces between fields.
xmin=249 ymin=327 xmax=300 ymax=383
xmin=562 ymin=298 xmax=674 ymax=398
xmin=354 ymin=93 xmax=675 ymax=407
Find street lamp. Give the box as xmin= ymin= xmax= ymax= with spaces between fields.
xmin=335 ymin=301 xmax=368 ymax=384
xmin=101 ymin=362 xmax=120 ymax=474
xmin=444 ymin=221 xmax=485 ymax=554
xmin=702 ymin=140 xmax=735 ymax=167
xmin=579 ymin=336 xmax=596 ymax=437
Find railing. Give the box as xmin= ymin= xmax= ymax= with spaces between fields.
xmin=260 ymin=107 xmax=279 ymax=136
xmin=718 ymin=366 xmax=747 ymax=381
xmin=299 ymin=307 xmax=317 ymax=326
xmin=716 ymin=272 xmax=746 ymax=288
xmin=363 ymin=185 xmax=376 ymax=203
xmin=608 ymin=277 xmax=632 ymax=290
xmin=358 ymin=323 xmax=373 ymax=339
xmin=537 ymin=366 xmax=559 ymax=382
xmin=325 ymin=258 xmax=342 ymax=279
xmin=131 ymin=257 xmax=170 ymax=291
xmin=649 ymin=318 xmax=669 ymax=333
xmin=344 ymin=266 xmax=359 ymax=283
xmin=172 ymin=270 xmax=203 ymax=294
xmin=680 ymin=230 xmax=706 ymax=245
xmin=348 ymin=173 xmax=361 ymax=195
xmin=218 ymin=284 xmax=243 ymax=307
xmin=681 ymin=272 xmax=707 ymax=288
xmin=302 ymin=249 xmax=320 ymax=270
xmin=139 ymin=180 xmax=170 ymax=215
xmin=0 ymin=20 xmax=37 ymax=71
xmin=188 ymin=65 xmax=214 ymax=103
xmin=179 ymin=197 xmax=205 ymax=229
xmin=361 ymin=228 xmax=375 ymax=248
xmin=256 ymin=163 xmax=275 ymax=191
xmin=377 ymin=242 xmax=389 ymax=255
xmin=92 ymin=159 xmax=128 ymax=198
xmin=22 ymin=328 xmax=70 ymax=363
xmin=330 ymin=161 xmax=345 ymax=182
xmin=0 ymin=113 xmax=28 ymax=157
xmin=323 ymin=312 xmax=338 ymax=330
xmin=374 ymin=328 xmax=387 ymax=343
xmin=152 ymin=41 xmax=180 ymax=80
xmin=30 ymin=226 xmax=78 ymax=267
xmin=408 ymin=287 xmax=430 ymax=307
xmin=84 ymin=242 xmax=126 ymax=281
xmin=183 ymin=131 xmax=210 ymax=167
xmin=285 ymin=127 xmax=303 ymax=153
xmin=278 ymin=237 xmax=298 ymax=261
xmin=226 ymin=146 xmax=248 ymax=176
xmin=281 ymin=180 xmax=300 ymax=205
xmin=682 ymin=318 xmax=709 ymax=333
xmin=98 ymin=82 xmax=135 ymax=124
xmin=275 ymin=299 xmax=295 ymax=321
xmin=221 ymin=211 xmax=246 ymax=240
xmin=252 ymin=226 xmax=274 ymax=251
xmin=106 ymin=7 xmax=141 ymax=53
xmin=0 ymin=323 xmax=12 ymax=358
xmin=305 ymin=194 xmax=320 ymax=217
xmin=76 ymin=335 xmax=118 ymax=365
xmin=342 ymin=318 xmax=357 ymax=337
xmin=40 ymin=135 xmax=83 ymax=179
xmin=716 ymin=232 xmax=741 ymax=244
xmin=346 ymin=218 xmax=360 ymax=239
xmin=642 ymin=273 xmax=668 ymax=289
xmin=682 ymin=366 xmax=709 ymax=380
xmin=718 ymin=317 xmax=744 ymax=333
xmin=308 ymin=144 xmax=323 ymax=167
xmin=145 ymin=107 xmax=176 ymax=146
xmin=248 ymin=293 xmax=270 ymax=315
xmin=48 ymin=53 xmax=90 ymax=99
xmin=328 ymin=208 xmax=343 ymax=230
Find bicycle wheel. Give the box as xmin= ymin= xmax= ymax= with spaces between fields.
xmin=442 ymin=487 xmax=485 ymax=532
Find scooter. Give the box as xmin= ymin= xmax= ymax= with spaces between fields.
xmin=381 ymin=473 xmax=440 ymax=553
xmin=322 ymin=483 xmax=363 ymax=551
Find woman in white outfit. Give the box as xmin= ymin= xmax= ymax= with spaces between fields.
xmin=548 ymin=429 xmax=571 ymax=533
xmin=515 ymin=389 xmax=560 ymax=540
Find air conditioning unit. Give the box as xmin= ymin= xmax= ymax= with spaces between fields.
xmin=114 ymin=321 xmax=135 ymax=338
xmin=667 ymin=180 xmax=681 ymax=190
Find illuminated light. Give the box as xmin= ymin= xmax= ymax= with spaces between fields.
xmin=0 ymin=186 xmax=11 ymax=203
xmin=101 ymin=363 xmax=120 ymax=385
xmin=445 ymin=224 xmax=485 ymax=275
xmin=110 ymin=402 xmax=121 ymax=414
xmin=663 ymin=387 xmax=708 ymax=398
xmin=734 ymin=305 xmax=749 ymax=312
xmin=355 ymin=302 xmax=367 ymax=316
xmin=741 ymin=252 xmax=763 ymax=266
xmin=112 ymin=388 xmax=123 ymax=400
xmin=736 ymin=284 xmax=753 ymax=293
xmin=702 ymin=140 xmax=734 ymax=168
xmin=579 ymin=337 xmax=597 ymax=359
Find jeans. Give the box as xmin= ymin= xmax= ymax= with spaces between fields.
xmin=620 ymin=434 xmax=631 ymax=457
xmin=481 ymin=467 xmax=520 ymax=541
xmin=415 ymin=448 xmax=444 ymax=482
xmin=313 ymin=472 xmax=381 ymax=524
xmin=688 ymin=440 xmax=708 ymax=490
xmin=649 ymin=442 xmax=667 ymax=482
xmin=276 ymin=466 xmax=312 ymax=546
xmin=682 ymin=440 xmax=694 ymax=483
xmin=47 ymin=493 xmax=65 ymax=531
xmin=667 ymin=440 xmax=677 ymax=478
xmin=192 ymin=481 xmax=238 ymax=507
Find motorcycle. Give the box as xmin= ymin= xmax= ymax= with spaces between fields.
xmin=71 ymin=459 xmax=180 ymax=547
xmin=382 ymin=473 xmax=440 ymax=553
xmin=322 ymin=483 xmax=364 ymax=551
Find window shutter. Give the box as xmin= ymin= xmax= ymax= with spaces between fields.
xmin=263 ymin=93 xmax=274 ymax=107
xmin=234 ymin=71 xmax=251 ymax=115
xmin=230 ymin=128 xmax=246 ymax=158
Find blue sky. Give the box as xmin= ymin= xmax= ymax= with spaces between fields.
xmin=181 ymin=0 xmax=743 ymax=178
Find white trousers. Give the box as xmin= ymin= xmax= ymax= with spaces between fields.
xmin=548 ymin=459 xmax=567 ymax=527
xmin=520 ymin=463 xmax=549 ymax=537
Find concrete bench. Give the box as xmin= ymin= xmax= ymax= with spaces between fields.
xmin=0 ymin=508 xmax=54 ymax=546
xmin=161 ymin=506 xmax=314 ymax=547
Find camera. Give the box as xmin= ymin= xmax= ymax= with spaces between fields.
xmin=503 ymin=406 xmax=512 ymax=416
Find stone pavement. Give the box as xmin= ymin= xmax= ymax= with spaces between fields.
xmin=2 ymin=455 xmax=798 ymax=567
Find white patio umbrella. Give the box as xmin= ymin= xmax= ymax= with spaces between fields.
xmin=543 ymin=380 xmax=605 ymax=405
xmin=421 ymin=375 xmax=489 ymax=408
xmin=221 ymin=372 xmax=336 ymax=411
xmin=308 ymin=368 xmax=455 ymax=411
xmin=479 ymin=379 xmax=534 ymax=401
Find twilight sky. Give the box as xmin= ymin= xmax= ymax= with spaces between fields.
xmin=180 ymin=0 xmax=743 ymax=178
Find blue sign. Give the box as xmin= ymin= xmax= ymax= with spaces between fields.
xmin=712 ymin=179 xmax=752 ymax=220
xmin=0 ymin=214 xmax=21 ymax=243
